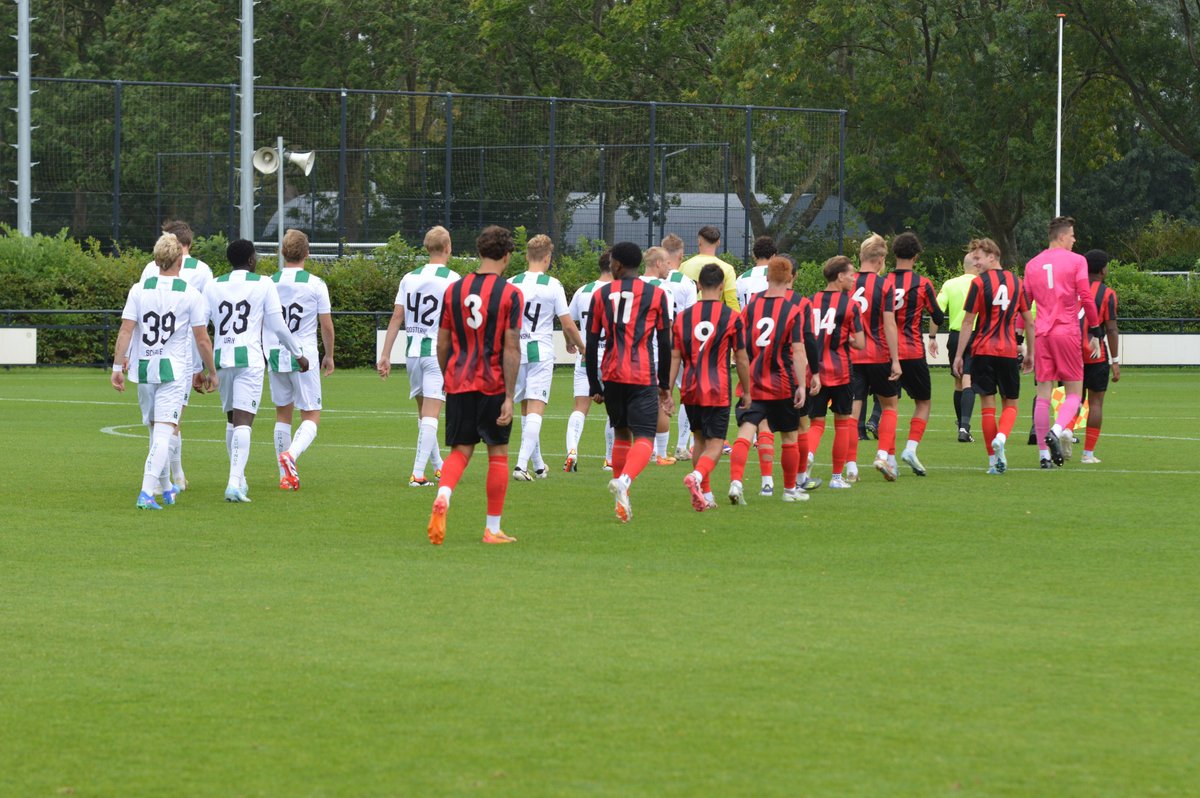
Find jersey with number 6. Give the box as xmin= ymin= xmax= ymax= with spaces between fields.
xmin=396 ymin=264 xmax=461 ymax=358
xmin=849 ymin=271 xmax=893 ymax=365
xmin=440 ymin=272 xmax=523 ymax=395
xmin=741 ymin=294 xmax=807 ymax=400
xmin=964 ymin=269 xmax=1028 ymax=358
xmin=509 ymin=271 xmax=569 ymax=363
xmin=204 ymin=270 xmax=285 ymax=369
xmin=121 ymin=276 xmax=208 ymax=384
xmin=810 ymin=290 xmax=863 ymax=387
xmin=264 ymin=268 xmax=331 ymax=373
xmin=673 ymin=299 xmax=744 ymax=406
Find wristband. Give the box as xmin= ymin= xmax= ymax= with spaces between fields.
xmin=112 ymin=363 xmax=124 ymax=372
xmin=1110 ymin=357 xmax=1120 ymax=364
xmin=927 ymin=334 xmax=937 ymax=339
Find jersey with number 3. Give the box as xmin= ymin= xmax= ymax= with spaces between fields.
xmin=121 ymin=276 xmax=208 ymax=384
xmin=673 ymin=300 xmax=744 ymax=406
xmin=204 ymin=271 xmax=284 ymax=369
xmin=964 ymin=269 xmax=1028 ymax=358
xmin=509 ymin=271 xmax=569 ymax=363
xmin=396 ymin=264 xmax=461 ymax=358
xmin=440 ymin=272 xmax=523 ymax=395
xmin=264 ymin=268 xmax=331 ymax=372
xmin=810 ymin=290 xmax=863 ymax=387
xmin=741 ymin=294 xmax=807 ymax=400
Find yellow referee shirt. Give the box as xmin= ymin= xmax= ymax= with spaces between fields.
xmin=679 ymin=254 xmax=739 ymax=311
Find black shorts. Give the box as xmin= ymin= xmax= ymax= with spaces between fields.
xmin=735 ymin=399 xmax=800 ymax=433
xmin=602 ymin=381 xmax=659 ymax=439
xmin=898 ymin=358 xmax=932 ymax=401
xmin=948 ymin=330 xmax=974 ymax=374
xmin=970 ymin=355 xmax=1021 ymax=400
xmin=807 ymin=383 xmax=854 ymax=418
xmin=445 ymin=391 xmax=513 ymax=447
xmin=686 ymin=404 xmax=732 ymax=441
xmin=1083 ymin=361 xmax=1110 ymax=393
xmin=850 ymin=362 xmax=901 ymax=400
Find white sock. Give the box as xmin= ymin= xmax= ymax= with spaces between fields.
xmin=1051 ymin=423 xmax=1064 ymax=437
xmin=274 ymin=422 xmax=292 ymax=475
xmin=887 ymin=454 xmax=897 ymax=469
xmin=436 ymin=485 xmax=452 ymax=504
xmin=225 ymin=422 xmax=234 ymax=460
xmin=485 ymin=513 xmax=502 ymax=531
xmin=846 ymin=460 xmax=859 ymax=473
xmin=228 ymin=425 xmax=252 ymax=489
xmin=142 ymin=423 xmax=173 ymax=495
xmin=605 ymin=421 xmax=615 ymax=460
xmin=876 ymin=447 xmax=888 ymax=460
xmin=618 ymin=473 xmax=632 ymax=489
xmin=429 ymin=436 xmax=444 ymax=469
xmin=994 ymin=432 xmax=1007 ymax=446
xmin=289 ymin=419 xmax=317 ymax=460
xmin=904 ymin=440 xmax=918 ymax=455
xmin=169 ymin=432 xmax=185 ymax=485
xmin=989 ymin=454 xmax=997 ymax=466
xmin=158 ymin=461 xmax=172 ymax=493
xmin=703 ymin=491 xmax=714 ymax=503
xmin=654 ymin=431 xmax=669 ymax=458
xmin=414 ymin=416 xmax=439 ymax=478
xmin=676 ymin=406 xmax=691 ymax=451
xmin=531 ymin=438 xmax=546 ymax=471
xmin=566 ymin=410 xmax=586 ymax=454
xmin=517 ymin=414 xmax=543 ymax=471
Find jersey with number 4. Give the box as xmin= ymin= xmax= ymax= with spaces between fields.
xmin=205 ymin=271 xmax=284 ymax=369
xmin=264 ymin=268 xmax=331 ymax=372
xmin=396 ymin=264 xmax=460 ymax=358
xmin=121 ymin=276 xmax=208 ymax=384
xmin=509 ymin=271 xmax=569 ymax=363
xmin=964 ymin=269 xmax=1028 ymax=358
xmin=673 ymin=299 xmax=744 ymax=406
xmin=741 ymin=294 xmax=807 ymax=401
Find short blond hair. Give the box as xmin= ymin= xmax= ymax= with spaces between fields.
xmin=643 ymin=246 xmax=668 ymax=273
xmin=281 ymin=229 xmax=309 ymax=263
xmin=424 ymin=225 xmax=451 ymax=255
xmin=968 ymin=237 xmax=1001 ymax=258
xmin=660 ymin=233 xmax=685 ymax=256
xmin=526 ymin=234 xmax=554 ymax=263
xmin=859 ymin=233 xmax=887 ymax=262
xmin=153 ymin=232 xmax=183 ymax=271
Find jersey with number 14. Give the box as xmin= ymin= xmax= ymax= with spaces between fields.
xmin=810 ymin=290 xmax=863 ymax=387
xmin=121 ymin=276 xmax=208 ymax=384
xmin=964 ymin=269 xmax=1028 ymax=358
xmin=205 ymin=271 xmax=285 ymax=369
xmin=396 ymin=264 xmax=460 ymax=358
xmin=742 ymin=294 xmax=807 ymax=401
xmin=509 ymin=271 xmax=569 ymax=363
xmin=673 ymin=300 xmax=743 ymax=406
xmin=264 ymin=268 xmax=331 ymax=373
xmin=440 ymin=272 xmax=523 ymax=395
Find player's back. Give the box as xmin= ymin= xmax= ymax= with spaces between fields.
xmin=675 ymin=300 xmax=741 ymax=406
xmin=569 ymin=280 xmax=607 ymax=357
xmin=206 ymin=270 xmax=277 ymax=367
xmin=589 ymin=277 xmax=668 ymax=385
xmin=888 ymin=270 xmax=938 ymax=359
xmin=125 ymin=276 xmax=207 ymax=383
xmin=441 ymin=272 xmax=522 ymax=395
xmin=810 ymin=289 xmax=861 ymax=386
xmin=736 ymin=265 xmax=769 ymax=310
xmin=850 ymin=271 xmax=892 ymax=364
xmin=1084 ymin=282 xmax=1118 ymax=363
xmin=141 ymin=255 xmax=213 ymax=295
xmin=509 ymin=271 xmax=568 ymax=363
xmin=398 ymin=264 xmax=460 ymax=357
xmin=265 ymin=268 xmax=330 ymax=371
xmin=1024 ymin=248 xmax=1090 ymax=336
xmin=664 ymin=270 xmax=697 ymax=316
xmin=965 ymin=269 xmax=1025 ymax=357
xmin=742 ymin=294 xmax=803 ymax=400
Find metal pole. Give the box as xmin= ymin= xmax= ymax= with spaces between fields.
xmin=338 ymin=89 xmax=348 ymax=255
xmin=647 ymin=103 xmax=656 ymax=248
xmin=206 ymin=152 xmax=215 ymax=233
xmin=597 ymin=146 xmax=605 ymax=241
xmin=658 ymin=146 xmax=666 ymax=244
xmin=744 ymin=107 xmax=752 ymax=264
xmin=155 ymin=153 xmax=163 ymax=233
xmin=722 ymin=143 xmax=730 ymax=244
xmin=444 ymin=93 xmax=453 ymax=229
xmin=1055 ymin=13 xmax=1065 ymax=216
xmin=227 ymin=85 xmax=238 ymax=238
xmin=837 ymin=110 xmax=846 ymax=256
xmin=277 ymin=135 xmax=285 ymax=267
xmin=112 ymin=82 xmax=123 ymax=249
xmin=478 ymin=147 xmax=485 ymax=229
xmin=419 ymin=149 xmax=427 ymax=232
xmin=548 ymin=98 xmax=557 ymax=242
xmin=238 ymin=0 xmax=255 ymax=239
xmin=15 ymin=0 xmax=33 ymax=236
xmin=363 ymin=150 xmax=371 ymax=242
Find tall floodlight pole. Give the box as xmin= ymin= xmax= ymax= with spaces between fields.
xmin=1055 ymin=12 xmax=1065 ymax=216
xmin=14 ymin=0 xmax=34 ymax=236
xmin=238 ymin=0 xmax=256 ymax=239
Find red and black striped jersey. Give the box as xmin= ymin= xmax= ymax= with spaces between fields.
xmin=964 ymin=269 xmax=1028 ymax=358
xmin=673 ymin=300 xmax=744 ymax=406
xmin=588 ymin=277 xmax=671 ymax=386
xmin=741 ymin=294 xmax=806 ymax=401
xmin=886 ymin=270 xmax=940 ymax=360
xmin=810 ymin=289 xmax=863 ymax=386
xmin=849 ymin=271 xmax=893 ymax=364
xmin=1083 ymin=282 xmax=1118 ymax=364
xmin=440 ymin=272 xmax=523 ymax=395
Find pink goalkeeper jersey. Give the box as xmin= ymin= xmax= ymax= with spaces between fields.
xmin=1023 ymin=248 xmax=1098 ymax=336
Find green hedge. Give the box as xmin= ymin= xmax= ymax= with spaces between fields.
xmin=2 ymin=226 xmax=1198 ymax=366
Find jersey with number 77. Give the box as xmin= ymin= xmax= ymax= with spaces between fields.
xmin=963 ymin=269 xmax=1029 ymax=358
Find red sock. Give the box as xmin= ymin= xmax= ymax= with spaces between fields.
xmin=847 ymin=424 xmax=860 ymax=463
xmin=729 ymin=437 xmax=751 ymax=482
xmin=612 ymin=438 xmax=630 ymax=477
xmin=486 ymin=454 xmax=508 ymax=516
xmin=700 ymin=472 xmax=711 ymax=493
xmin=878 ymin=408 xmax=898 ymax=457
xmin=622 ymin=438 xmax=654 ymax=482
xmin=438 ymin=449 xmax=469 ymax=490
xmin=999 ymin=405 xmax=1018 ymax=437
xmin=982 ymin=408 xmax=997 ymax=456
xmin=696 ymin=454 xmax=717 ymax=480
xmin=1085 ymin=426 xmax=1101 ymax=451
xmin=808 ymin=418 xmax=826 ymax=459
xmin=795 ymin=428 xmax=810 ymax=475
xmin=757 ymin=431 xmax=775 ymax=477
xmin=781 ymin=442 xmax=800 ymax=490
xmin=907 ymin=417 xmax=927 ymax=444
xmin=832 ymin=418 xmax=853 ymax=474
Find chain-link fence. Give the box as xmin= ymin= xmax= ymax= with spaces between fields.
xmin=0 ymin=78 xmax=848 ymax=262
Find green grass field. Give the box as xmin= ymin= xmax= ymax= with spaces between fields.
xmin=2 ymin=367 xmax=1198 ymax=797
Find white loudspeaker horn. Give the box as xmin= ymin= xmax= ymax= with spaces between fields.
xmin=286 ymin=150 xmax=316 ymax=177
xmin=252 ymin=147 xmax=279 ymax=175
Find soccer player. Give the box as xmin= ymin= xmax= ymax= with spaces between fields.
xmin=427 ymin=226 xmax=524 ymax=545
xmin=886 ymin=232 xmax=945 ymax=475
xmin=658 ymin=236 xmax=699 ymax=459
xmin=938 ymin=252 xmax=982 ymax=442
xmin=1079 ymin=249 xmax=1121 ymax=464
xmin=205 ymin=240 xmax=309 ymax=502
xmin=378 ymin=226 xmax=459 ymax=487
xmin=564 ymin=249 xmax=615 ymax=471
xmin=267 ymin=230 xmax=335 ymax=491
xmin=585 ymin=241 xmax=672 ymax=523
xmin=735 ymin=235 xmax=781 ymax=495
xmin=807 ymin=256 xmax=865 ymax=489
xmin=670 ymin=262 xmax=751 ymax=510
xmin=679 ymin=225 xmax=740 ymax=311
xmin=847 ymin=233 xmax=902 ymax=482
xmin=727 ymin=257 xmax=814 ymax=504
xmin=509 ymin=234 xmax=584 ymax=480
xmin=1023 ymin=216 xmax=1102 ymax=466
xmin=112 ymin=232 xmax=218 ymax=508
xmin=135 ymin=220 xmax=214 ymax=490
xmin=641 ymin=246 xmax=679 ymax=465
xmin=952 ymin=238 xmax=1035 ymax=474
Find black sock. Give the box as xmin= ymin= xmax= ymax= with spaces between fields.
xmin=953 ymin=390 xmax=963 ymax=427
xmin=959 ymin=390 xmax=975 ymax=431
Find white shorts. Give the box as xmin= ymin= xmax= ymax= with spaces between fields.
xmin=269 ymin=369 xmax=323 ymax=411
xmin=407 ymin=356 xmax=445 ymax=401
xmin=137 ymin=379 xmax=187 ymax=426
xmin=515 ymin=359 xmax=554 ymax=404
xmin=218 ymin=366 xmax=264 ymax=414
xmin=573 ymin=361 xmax=590 ymax=398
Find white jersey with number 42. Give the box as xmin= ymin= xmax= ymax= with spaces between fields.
xmin=121 ymin=276 xmax=208 ymax=384
xmin=264 ymin=268 xmax=331 ymax=372
xmin=395 ymin=264 xmax=460 ymax=358
xmin=509 ymin=271 xmax=569 ymax=363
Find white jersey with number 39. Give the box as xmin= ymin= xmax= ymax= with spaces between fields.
xmin=121 ymin=276 xmax=208 ymax=384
